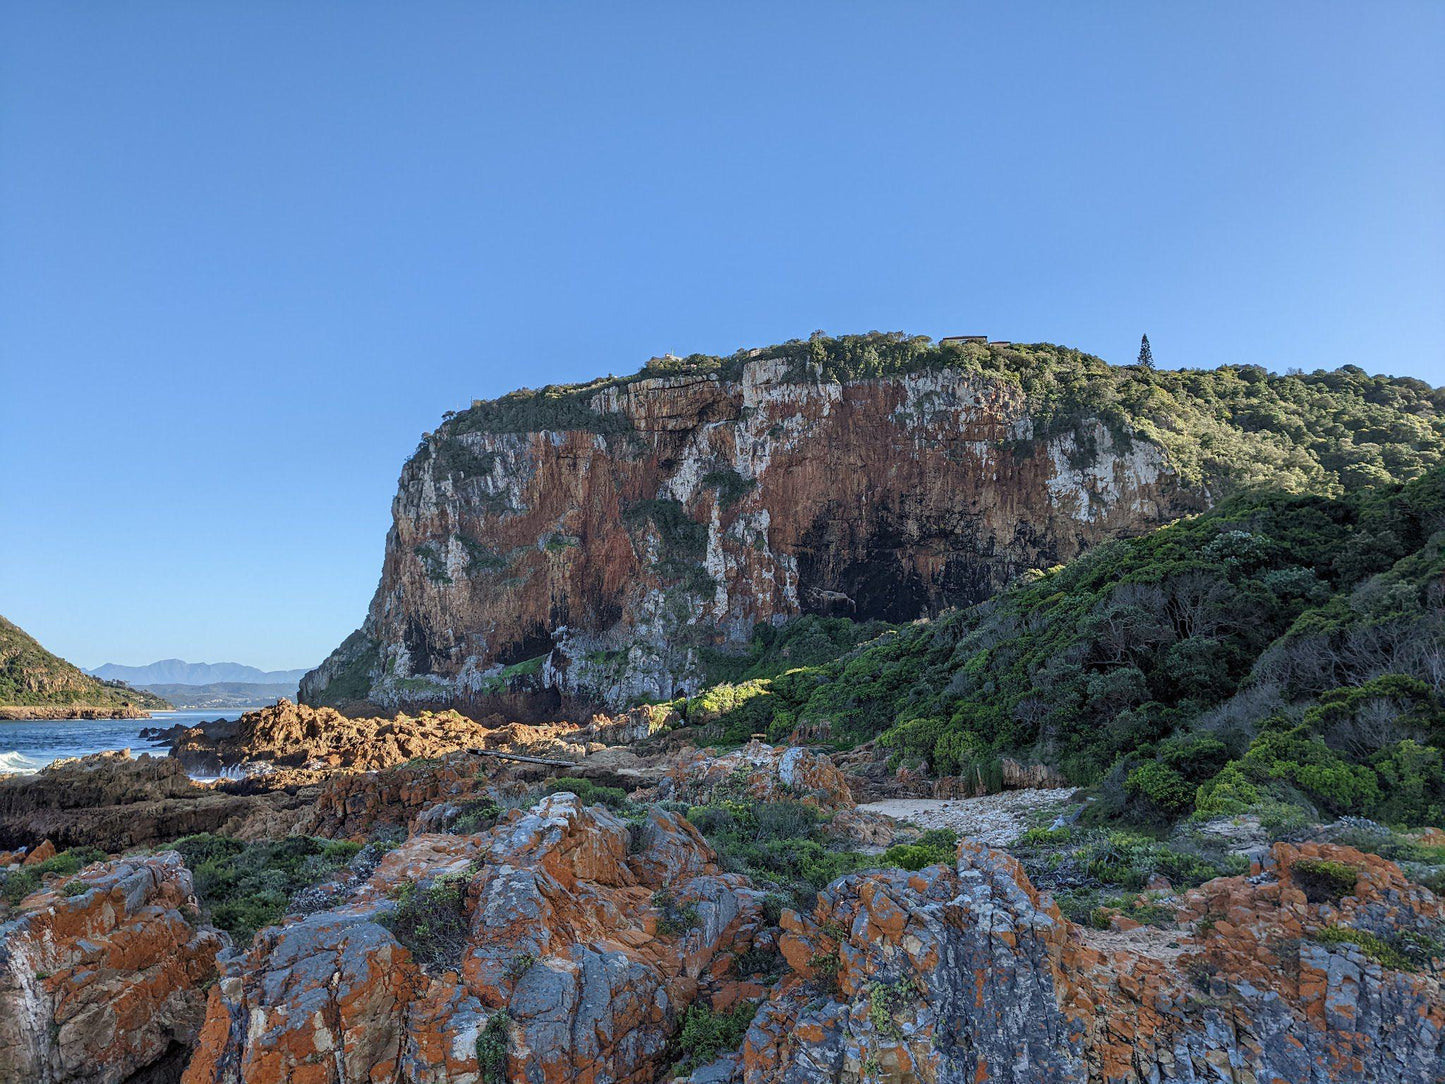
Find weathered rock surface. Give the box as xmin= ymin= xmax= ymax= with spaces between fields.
xmin=168 ymin=698 xmax=596 ymax=775
xmin=648 ymin=741 xmax=856 ymax=812
xmin=304 ymin=356 xmax=1204 ymax=713
xmin=0 ymin=853 xmax=222 ymax=1084
xmin=183 ymin=794 xmax=765 ymax=1084
xmin=736 ymin=840 xmax=1445 ymax=1084
xmin=0 ymin=751 xmax=312 ymax=851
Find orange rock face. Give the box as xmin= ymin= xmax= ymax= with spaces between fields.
xmin=182 ymin=794 xmax=765 ymax=1084
xmin=0 ymin=853 xmax=223 ymax=1084
xmin=745 ymin=840 xmax=1445 ymax=1084
xmin=304 ymin=359 xmax=1200 ymax=713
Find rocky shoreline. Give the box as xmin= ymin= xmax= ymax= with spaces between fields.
xmin=0 ymin=704 xmax=153 ymax=721
xmin=0 ymin=700 xmax=1442 ymax=1083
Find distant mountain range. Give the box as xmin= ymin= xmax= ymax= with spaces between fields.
xmin=89 ymin=660 xmax=311 ymax=686
xmin=133 ymin=682 xmax=300 ymax=710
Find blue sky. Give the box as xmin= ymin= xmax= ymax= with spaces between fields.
xmin=2 ymin=3 xmax=1442 ymax=672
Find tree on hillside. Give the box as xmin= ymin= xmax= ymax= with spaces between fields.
xmin=1137 ymin=334 xmax=1154 ymax=368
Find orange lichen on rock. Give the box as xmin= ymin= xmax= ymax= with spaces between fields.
xmin=0 ymin=853 xmax=222 ymax=1084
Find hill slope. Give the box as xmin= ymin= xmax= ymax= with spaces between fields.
xmin=683 ymin=466 xmax=1445 ymax=826
xmin=0 ymin=616 xmax=171 ymax=711
xmin=302 ymin=332 xmax=1444 ymax=715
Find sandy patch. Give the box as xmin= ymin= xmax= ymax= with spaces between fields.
xmin=856 ymin=788 xmax=1077 ymax=847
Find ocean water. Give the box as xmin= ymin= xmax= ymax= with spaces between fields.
xmin=0 ymin=709 xmax=244 ymax=773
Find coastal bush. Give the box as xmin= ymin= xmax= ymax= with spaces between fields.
xmin=670 ymin=1001 xmax=758 ymax=1075
xmin=543 ymin=776 xmax=630 ymax=809
xmin=0 ymin=846 xmax=107 ymax=907
xmin=670 ymin=468 xmax=1445 ymax=837
xmin=384 ymin=874 xmax=471 ymax=968
xmin=685 ymin=798 xmax=875 ymax=907
xmin=173 ymin=833 xmax=362 ymax=944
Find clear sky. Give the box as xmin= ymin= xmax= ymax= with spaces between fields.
xmin=2 ymin=3 xmax=1442 ymax=672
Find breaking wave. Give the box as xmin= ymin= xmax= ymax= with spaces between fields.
xmin=0 ymin=750 xmax=41 ymax=774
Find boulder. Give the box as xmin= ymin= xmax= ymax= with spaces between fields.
xmin=0 ymin=853 xmax=222 ymax=1084
xmin=655 ymin=741 xmax=854 ymax=811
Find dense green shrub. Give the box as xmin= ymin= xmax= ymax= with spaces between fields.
xmin=173 ymin=834 xmax=362 ymax=944
xmin=670 ymin=1001 xmax=758 ymax=1074
xmin=0 ymin=847 xmax=108 ymax=907
xmin=1194 ymin=763 xmax=1262 ymax=816
xmin=475 ymin=1010 xmax=509 ymax=1083
xmin=685 ymin=798 xmax=875 ymax=907
xmin=384 ymin=875 xmax=472 ymax=968
xmin=544 ymin=777 xmax=630 ymax=809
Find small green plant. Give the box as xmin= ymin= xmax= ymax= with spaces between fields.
xmin=451 ymin=797 xmax=503 ymax=835
xmin=61 ymin=880 xmax=88 ymax=897
xmin=505 ymin=951 xmax=536 ymax=981
xmin=382 ymin=874 xmax=471 ymax=969
xmin=1291 ymin=858 xmax=1360 ymax=903
xmin=806 ymin=948 xmax=841 ymax=994
xmin=867 ymin=980 xmax=912 ymax=1039
xmin=1312 ymin=925 xmax=1413 ymax=971
xmin=652 ymin=888 xmax=702 ymax=935
xmin=669 ymin=1001 xmax=758 ymax=1074
xmin=475 ymin=1010 xmax=509 ymax=1083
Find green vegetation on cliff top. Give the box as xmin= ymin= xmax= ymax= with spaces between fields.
xmin=679 ymin=466 xmax=1445 ymax=830
xmin=0 ymin=615 xmax=170 ymax=710
xmin=425 ymin=332 xmax=1443 ymax=496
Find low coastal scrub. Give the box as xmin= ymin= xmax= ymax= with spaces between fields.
xmin=383 ymin=874 xmax=472 ymax=968
xmin=0 ymin=846 xmax=107 ymax=907
xmin=173 ymin=833 xmax=362 ymax=943
xmin=667 ymin=1001 xmax=758 ymax=1076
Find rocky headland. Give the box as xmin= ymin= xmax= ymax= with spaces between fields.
xmin=1 ymin=338 xmax=1440 ymax=1082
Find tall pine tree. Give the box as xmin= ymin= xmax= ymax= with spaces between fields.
xmin=1137 ymin=334 xmax=1154 ymax=368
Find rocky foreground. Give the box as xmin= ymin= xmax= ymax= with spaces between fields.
xmin=0 ymin=729 xmax=1441 ymax=1084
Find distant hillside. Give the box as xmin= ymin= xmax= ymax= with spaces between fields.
xmin=136 ymin=682 xmax=298 ymax=710
xmin=90 ymin=659 xmax=310 ymax=686
xmin=0 ymin=616 xmax=171 ymax=710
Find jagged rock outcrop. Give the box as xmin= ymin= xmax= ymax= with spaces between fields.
xmin=303 ymin=353 xmax=1205 ymax=713
xmin=735 ymin=840 xmax=1445 ymax=1084
xmin=0 ymin=853 xmax=223 ymax=1084
xmin=183 ymin=794 xmax=766 ymax=1084
xmin=168 ymin=697 xmax=596 ymax=775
